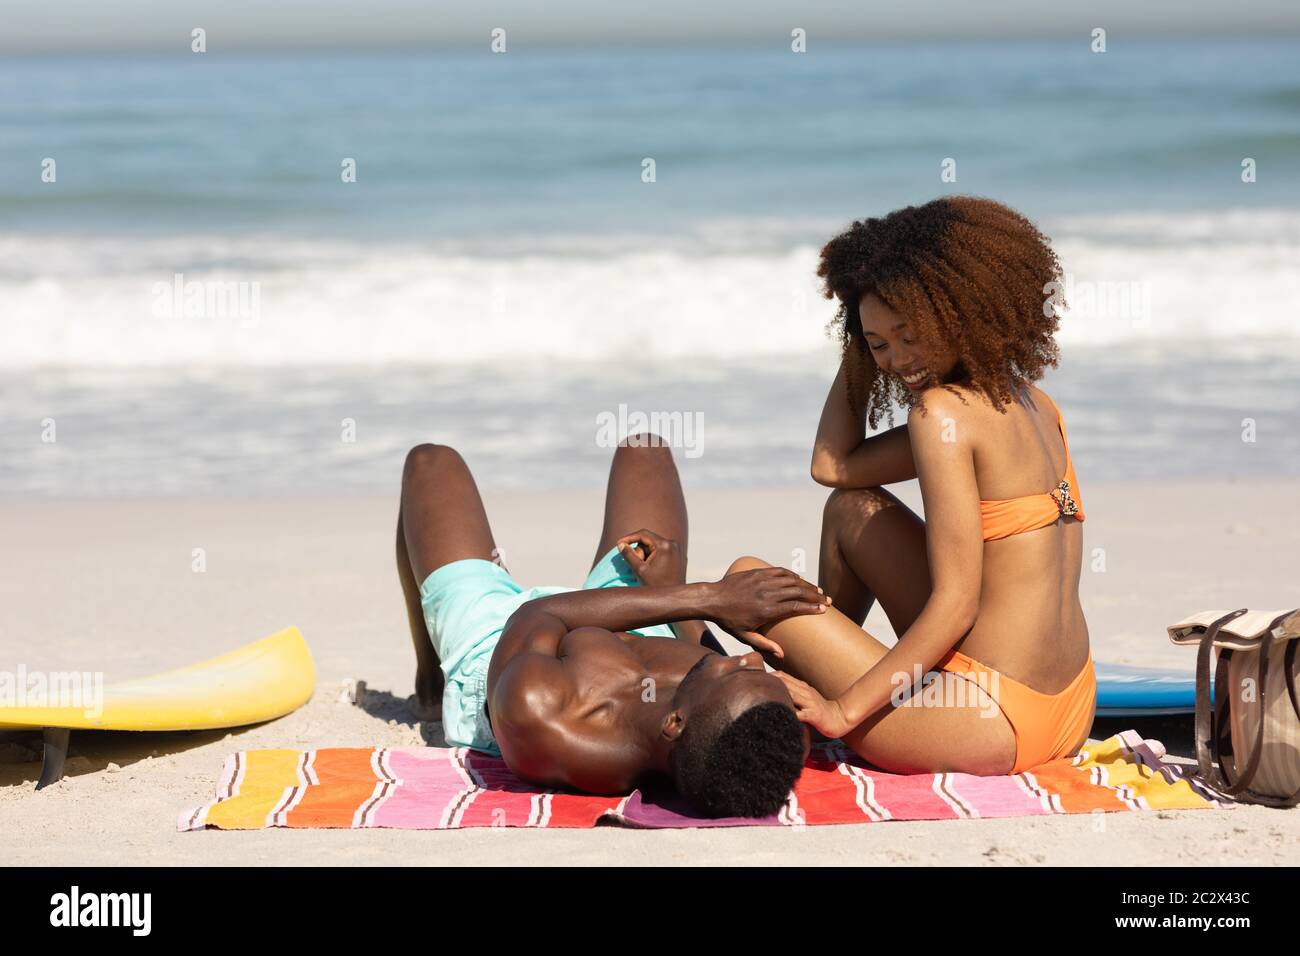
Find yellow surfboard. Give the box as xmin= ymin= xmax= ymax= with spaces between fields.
xmin=1 ymin=627 xmax=315 ymax=789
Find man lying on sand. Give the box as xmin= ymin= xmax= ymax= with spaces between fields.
xmin=395 ymin=435 xmax=830 ymax=817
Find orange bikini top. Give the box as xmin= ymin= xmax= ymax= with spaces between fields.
xmin=979 ymin=395 xmax=1085 ymax=542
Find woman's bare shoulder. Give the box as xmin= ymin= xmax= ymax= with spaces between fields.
xmin=907 ymin=383 xmax=996 ymax=433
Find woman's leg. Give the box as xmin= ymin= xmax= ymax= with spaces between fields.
xmin=818 ymin=487 xmax=932 ymax=633
xmin=731 ymin=554 xmax=1016 ymax=775
xmin=397 ymin=443 xmax=501 ymax=719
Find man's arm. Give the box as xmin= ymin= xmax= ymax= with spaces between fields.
xmin=489 ymin=569 xmax=827 ymax=697
xmin=614 ymin=532 xmax=713 ymax=647
xmin=499 ymin=581 xmax=719 ymax=661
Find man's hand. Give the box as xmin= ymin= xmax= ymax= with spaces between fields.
xmin=617 ymin=529 xmax=686 ymax=587
xmin=706 ymin=566 xmax=829 ymax=657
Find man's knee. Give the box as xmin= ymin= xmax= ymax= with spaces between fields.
xmin=616 ymin=432 xmax=673 ymax=460
xmin=403 ymin=443 xmax=466 ymax=484
xmin=726 ymin=554 xmax=771 ymax=576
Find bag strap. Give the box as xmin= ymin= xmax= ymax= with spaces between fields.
xmin=1286 ymin=638 xmax=1300 ymax=724
xmin=1194 ymin=609 xmax=1246 ymax=791
xmin=1278 ymin=611 xmax=1300 ymax=725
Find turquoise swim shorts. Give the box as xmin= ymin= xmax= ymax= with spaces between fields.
xmin=418 ymin=546 xmax=676 ymax=755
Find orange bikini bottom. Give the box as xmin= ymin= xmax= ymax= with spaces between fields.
xmin=936 ymin=648 xmax=1097 ymax=774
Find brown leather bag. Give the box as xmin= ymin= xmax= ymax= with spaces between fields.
xmin=1167 ymin=609 xmax=1300 ymax=807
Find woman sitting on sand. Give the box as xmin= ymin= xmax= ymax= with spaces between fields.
xmin=729 ymin=196 xmax=1096 ymax=775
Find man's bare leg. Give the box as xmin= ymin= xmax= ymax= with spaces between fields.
xmin=397 ymin=443 xmax=500 ymax=720
xmin=591 ymin=433 xmax=724 ymax=651
xmin=591 ymin=433 xmax=689 ymax=569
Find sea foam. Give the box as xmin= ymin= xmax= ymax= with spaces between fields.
xmin=3 ymin=208 xmax=1297 ymax=368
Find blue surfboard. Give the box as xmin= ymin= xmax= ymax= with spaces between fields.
xmin=1094 ymin=662 xmax=1203 ymax=717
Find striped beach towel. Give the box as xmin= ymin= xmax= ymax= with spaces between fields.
xmin=179 ymin=729 xmax=1232 ymax=831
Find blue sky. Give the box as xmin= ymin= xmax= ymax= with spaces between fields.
xmin=3 ymin=0 xmax=1299 ymax=53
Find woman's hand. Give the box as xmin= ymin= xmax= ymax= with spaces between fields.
xmin=774 ymin=672 xmax=855 ymax=739
xmin=707 ymin=567 xmax=829 ymax=659
xmin=616 ymin=529 xmax=687 ymax=587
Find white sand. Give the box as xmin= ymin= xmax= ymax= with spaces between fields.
xmin=2 ymin=481 xmax=1298 ymax=865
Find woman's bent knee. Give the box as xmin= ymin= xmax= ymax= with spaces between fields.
xmin=725 ymin=554 xmax=771 ymax=576
xmin=823 ymin=486 xmax=895 ymax=521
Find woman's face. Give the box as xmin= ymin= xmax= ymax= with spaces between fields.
xmin=858 ymin=293 xmax=957 ymax=393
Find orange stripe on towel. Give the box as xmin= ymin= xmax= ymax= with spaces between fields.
xmin=284 ymin=748 xmax=383 ymax=828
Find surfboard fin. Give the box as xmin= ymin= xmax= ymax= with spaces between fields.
xmin=36 ymin=727 xmax=69 ymax=790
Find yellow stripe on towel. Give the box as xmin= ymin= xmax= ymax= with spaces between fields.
xmin=204 ymin=749 xmax=307 ymax=830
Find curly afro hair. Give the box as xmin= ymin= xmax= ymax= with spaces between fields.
xmin=671 ymin=701 xmax=805 ymax=818
xmin=817 ymin=196 xmax=1065 ymax=427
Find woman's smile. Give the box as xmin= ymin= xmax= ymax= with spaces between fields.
xmin=897 ymin=367 xmax=932 ymax=390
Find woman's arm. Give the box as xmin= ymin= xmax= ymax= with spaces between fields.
xmin=810 ymin=362 xmax=917 ymax=488
xmin=788 ymin=392 xmax=984 ymax=735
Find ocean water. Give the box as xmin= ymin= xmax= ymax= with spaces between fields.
xmin=2 ymin=41 xmax=1298 ymax=494
xmin=4 ymin=341 xmax=1300 ymax=497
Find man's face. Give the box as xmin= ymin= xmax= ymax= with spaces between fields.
xmin=668 ymin=651 xmax=811 ymax=758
